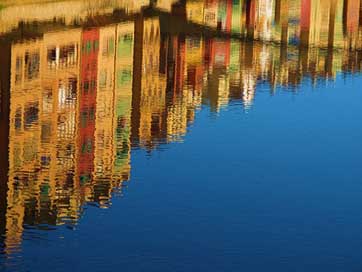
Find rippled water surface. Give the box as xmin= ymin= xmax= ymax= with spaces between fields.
xmin=1 ymin=0 xmax=362 ymax=271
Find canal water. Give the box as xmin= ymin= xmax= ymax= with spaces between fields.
xmin=1 ymin=0 xmax=362 ymax=271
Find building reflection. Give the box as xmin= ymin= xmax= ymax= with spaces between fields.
xmin=0 ymin=0 xmax=362 ymax=256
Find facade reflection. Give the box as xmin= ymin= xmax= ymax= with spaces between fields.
xmin=0 ymin=0 xmax=362 ymax=256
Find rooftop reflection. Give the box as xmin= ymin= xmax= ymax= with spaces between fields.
xmin=0 ymin=0 xmax=362 ymax=261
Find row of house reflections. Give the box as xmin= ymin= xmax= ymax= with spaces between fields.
xmin=2 ymin=15 xmax=362 ymax=252
xmin=186 ymin=0 xmax=362 ymax=50
xmin=2 ymin=0 xmax=362 ymax=49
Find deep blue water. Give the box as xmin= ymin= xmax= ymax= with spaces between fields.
xmin=3 ymin=75 xmax=362 ymax=271
xmin=2 ymin=0 xmax=362 ymax=270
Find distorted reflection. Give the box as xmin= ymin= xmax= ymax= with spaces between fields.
xmin=0 ymin=0 xmax=362 ymax=257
